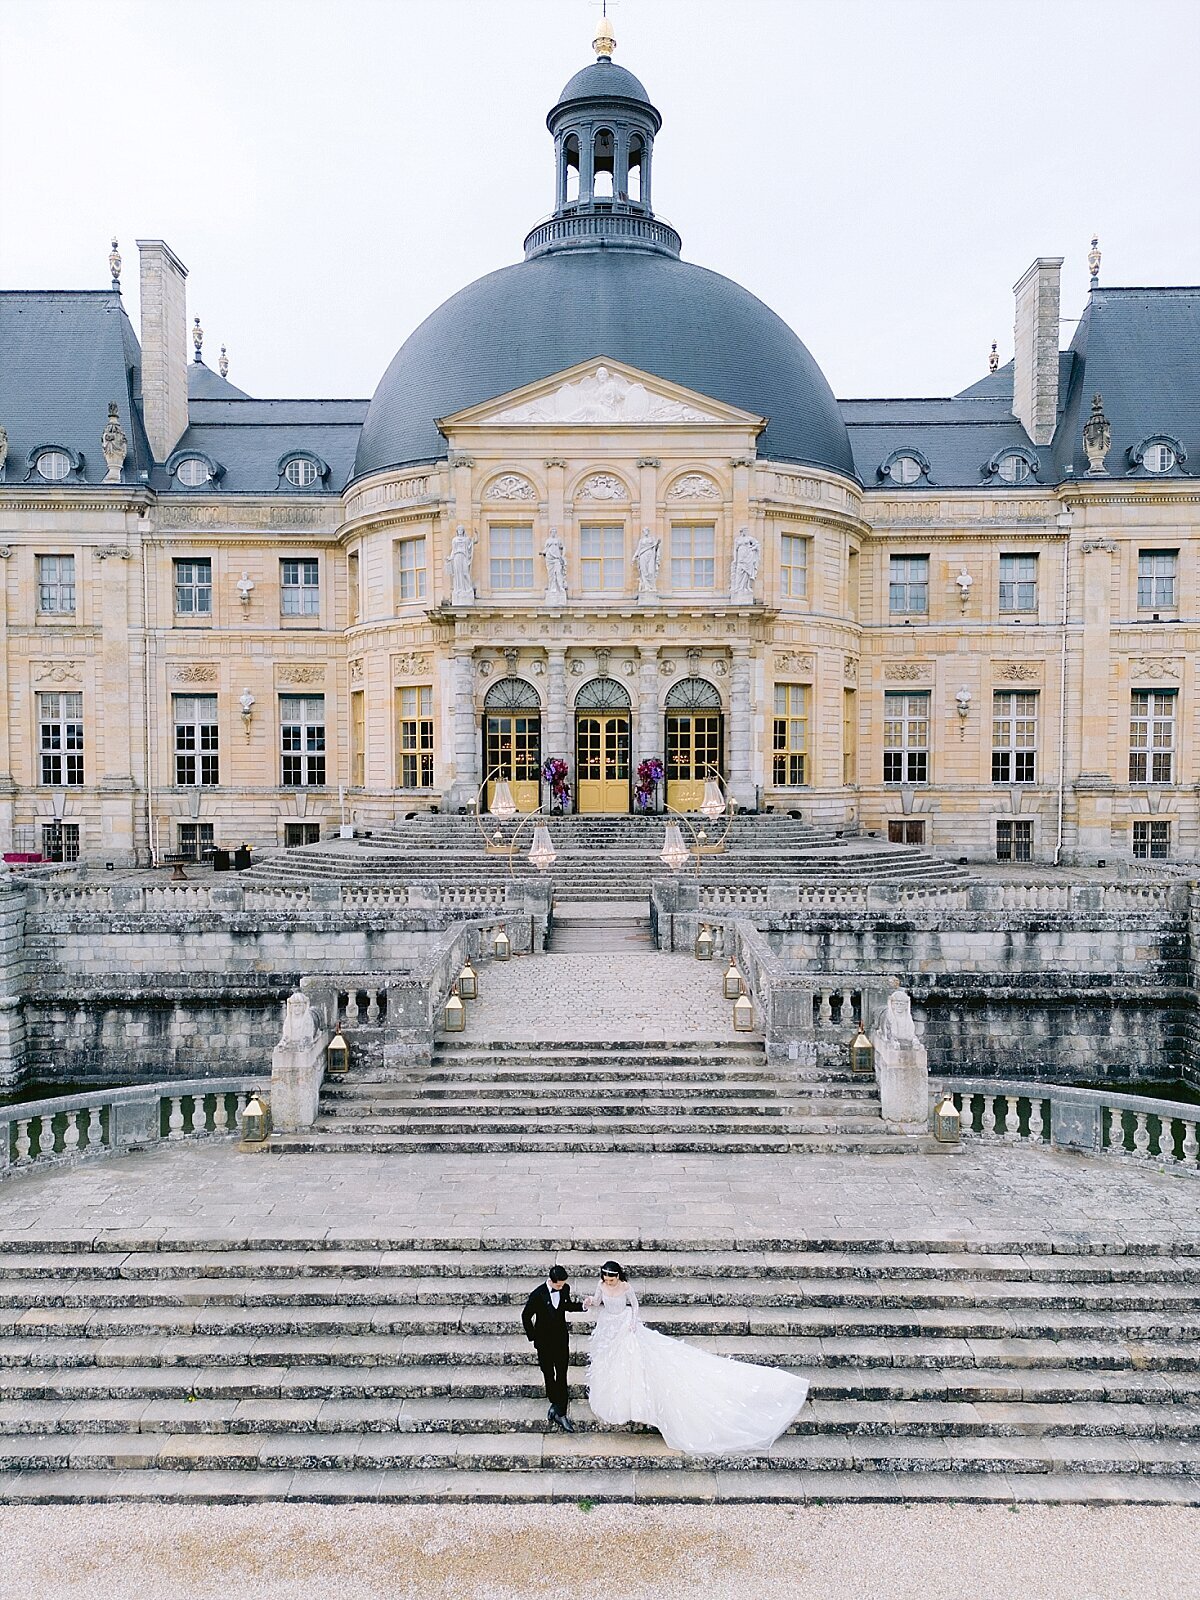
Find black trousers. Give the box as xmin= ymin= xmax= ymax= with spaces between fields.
xmin=536 ymin=1342 xmax=570 ymax=1414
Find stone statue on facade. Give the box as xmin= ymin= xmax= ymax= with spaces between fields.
xmin=633 ymin=527 xmax=661 ymax=601
xmin=0 ymin=426 xmax=7 ymax=479
xmin=101 ymin=402 xmax=128 ymax=484
xmin=543 ymin=527 xmax=567 ymax=605
xmin=730 ymin=526 xmax=760 ymax=603
xmin=446 ymin=525 xmax=476 ymax=606
xmin=1083 ymin=392 xmax=1111 ymax=476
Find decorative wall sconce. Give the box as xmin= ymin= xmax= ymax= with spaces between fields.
xmin=239 ymin=689 xmax=255 ymax=736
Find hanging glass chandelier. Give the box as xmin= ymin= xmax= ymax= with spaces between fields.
xmin=660 ymin=820 xmax=691 ymax=871
xmin=490 ymin=777 xmax=518 ymax=819
xmin=700 ymin=775 xmax=725 ymax=820
xmin=528 ymin=822 xmax=557 ymax=871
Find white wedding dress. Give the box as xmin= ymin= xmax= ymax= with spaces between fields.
xmin=583 ymin=1284 xmax=808 ymax=1454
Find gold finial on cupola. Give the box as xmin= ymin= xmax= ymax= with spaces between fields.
xmin=593 ymin=2 xmax=616 ymax=59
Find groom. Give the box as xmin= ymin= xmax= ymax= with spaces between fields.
xmin=522 ymin=1265 xmax=582 ymax=1432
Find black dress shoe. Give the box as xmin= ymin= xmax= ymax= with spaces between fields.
xmin=547 ymin=1405 xmax=559 ymax=1422
xmin=556 ymin=1413 xmax=575 ymax=1433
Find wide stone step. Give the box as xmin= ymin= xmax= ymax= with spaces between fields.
xmin=270 ymin=1132 xmax=920 ymax=1154
xmin=316 ymin=1099 xmax=882 ymax=1120
xmin=307 ymin=1117 xmax=890 ymax=1137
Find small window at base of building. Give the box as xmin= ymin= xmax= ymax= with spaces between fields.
xmin=284 ymin=457 xmax=319 ymax=487
xmin=996 ymin=819 xmax=1033 ymax=862
xmin=284 ymin=822 xmax=322 ymax=848
xmin=35 ymin=450 xmax=72 ymax=482
xmin=40 ymin=821 xmax=80 ymax=863
xmin=887 ymin=819 xmax=926 ymax=846
xmin=1132 ymin=820 xmax=1170 ymax=860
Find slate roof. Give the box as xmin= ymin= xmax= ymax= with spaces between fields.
xmin=555 ymin=58 xmax=653 ymax=109
xmin=0 ymin=290 xmax=154 ymax=484
xmin=166 ymin=399 xmax=368 ymax=494
xmin=188 ymin=360 xmax=250 ymax=401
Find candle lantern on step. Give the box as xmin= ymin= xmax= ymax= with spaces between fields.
xmin=723 ymin=958 xmax=743 ymax=999
xmin=694 ymin=923 xmax=715 ymax=961
xmin=444 ymin=984 xmax=466 ymax=1032
xmin=239 ymin=1093 xmax=270 ymax=1146
xmin=326 ymin=1030 xmax=350 ymax=1076
xmin=849 ymin=1028 xmax=875 ymax=1078
xmin=492 ymin=926 xmax=511 ymax=961
xmin=932 ymin=1093 xmax=963 ymax=1145
xmin=732 ymin=984 xmax=754 ymax=1032
xmin=457 ymin=959 xmax=478 ymax=1000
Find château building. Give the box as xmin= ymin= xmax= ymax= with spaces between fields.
xmin=1 ymin=21 xmax=1198 ymax=868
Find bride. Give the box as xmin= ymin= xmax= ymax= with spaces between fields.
xmin=581 ymin=1260 xmax=807 ymax=1454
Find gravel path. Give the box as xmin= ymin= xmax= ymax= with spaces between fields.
xmin=0 ymin=1504 xmax=1195 ymax=1599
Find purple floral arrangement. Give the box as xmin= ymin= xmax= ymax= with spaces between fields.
xmin=635 ymin=757 xmax=664 ymax=812
xmin=542 ymin=757 xmax=571 ymax=809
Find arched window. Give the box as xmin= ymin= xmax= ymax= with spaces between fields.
xmin=563 ymin=133 xmax=580 ymax=204
xmin=628 ymin=135 xmax=644 ymax=203
xmin=484 ymin=676 xmax=541 ymax=711
xmin=665 ymin=677 xmax=723 ymax=710
xmin=574 ymin=676 xmax=631 ymax=712
xmin=593 ymin=128 xmax=615 ymax=199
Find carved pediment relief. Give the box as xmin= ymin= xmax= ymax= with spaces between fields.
xmin=667 ymin=472 xmax=721 ymax=501
xmin=994 ymin=661 xmax=1042 ymax=683
xmin=1130 ymin=656 xmax=1181 ymax=683
xmin=884 ymin=662 xmax=933 ymax=682
xmin=483 ymin=472 xmax=537 ymax=502
xmin=577 ymin=472 xmax=629 ymax=501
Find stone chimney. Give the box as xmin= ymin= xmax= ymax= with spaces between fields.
xmin=136 ymin=240 xmax=189 ymax=462
xmin=1011 ymin=257 xmax=1062 ymax=446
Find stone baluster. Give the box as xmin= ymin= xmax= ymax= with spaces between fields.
xmin=838 ymin=988 xmax=853 ymax=1026
xmin=1107 ymin=1107 xmax=1126 ymax=1155
xmin=1133 ymin=1112 xmax=1151 ymax=1158
xmin=1182 ymin=1121 xmax=1199 ymax=1167
xmin=1028 ymin=1098 xmax=1045 ymax=1144
xmin=15 ymin=1119 xmax=31 ymax=1163
xmin=168 ymin=1097 xmax=185 ymax=1140
xmin=190 ymin=1096 xmax=207 ymax=1136
xmin=213 ymin=1094 xmax=229 ymax=1134
xmin=38 ymin=1114 xmax=55 ymax=1158
xmin=1003 ymin=1097 xmax=1021 ymax=1142
xmin=980 ymin=1097 xmax=997 ymax=1139
xmin=63 ymin=1110 xmax=81 ymax=1154
xmin=345 ymin=991 xmax=360 ymax=1025
xmin=958 ymin=1093 xmax=973 ymax=1135
xmin=818 ymin=988 xmax=833 ymax=1026
xmin=86 ymin=1105 xmax=104 ymax=1149
xmin=367 ymin=991 xmax=380 ymax=1023
xmin=1156 ymin=1116 xmax=1176 ymax=1162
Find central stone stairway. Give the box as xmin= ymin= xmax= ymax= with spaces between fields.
xmin=271 ymin=952 xmax=917 ymax=1155
xmin=0 ymin=1235 xmax=1197 ymax=1504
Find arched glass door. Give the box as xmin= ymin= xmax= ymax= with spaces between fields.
xmin=665 ymin=677 xmax=723 ymax=811
xmin=574 ymin=677 xmax=631 ymax=813
xmin=483 ymin=677 xmax=541 ymax=813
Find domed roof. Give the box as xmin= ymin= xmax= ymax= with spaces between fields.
xmin=555 ymin=57 xmax=652 ymax=107
xmin=354 ymin=249 xmax=855 ymax=479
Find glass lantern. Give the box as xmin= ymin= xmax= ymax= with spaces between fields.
xmin=733 ymin=987 xmax=754 ymax=1031
xmin=933 ymin=1094 xmax=963 ymax=1144
xmin=723 ymin=959 xmax=743 ymax=999
xmin=849 ymin=1029 xmax=875 ymax=1077
xmin=444 ymin=987 xmax=466 ymax=1032
xmin=326 ymin=1031 xmax=350 ymax=1076
xmin=695 ymin=924 xmax=715 ymax=961
xmin=457 ymin=960 xmax=478 ymax=1001
xmin=240 ymin=1093 xmax=270 ymax=1144
xmin=492 ymin=927 xmax=512 ymax=961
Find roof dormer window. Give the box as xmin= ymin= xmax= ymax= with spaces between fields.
xmin=879 ymin=449 xmax=930 ymax=486
xmin=284 ymin=457 xmax=318 ymax=487
xmin=1131 ymin=436 xmax=1185 ymax=476
xmin=986 ymin=448 xmax=1038 ymax=485
xmin=35 ymin=449 xmax=72 ymax=482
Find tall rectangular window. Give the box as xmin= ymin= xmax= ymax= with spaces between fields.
xmin=397 ymin=536 xmax=427 ymax=601
xmin=37 ymin=555 xmax=75 ymax=615
xmin=992 ymin=691 xmax=1038 ymax=783
xmin=889 ymin=555 xmax=928 ymax=615
xmin=580 ymin=525 xmax=624 ymax=591
xmin=174 ymin=558 xmax=212 ymax=616
xmin=489 ymin=525 xmax=534 ymax=590
xmin=670 ymin=525 xmax=715 ymax=590
xmin=847 ymin=548 xmax=860 ymax=620
xmin=397 ymin=686 xmax=434 ymax=788
xmin=996 ymin=819 xmax=1033 ymax=863
xmin=1133 ymin=820 xmax=1170 ymax=860
xmin=1137 ymin=550 xmax=1177 ymax=610
xmin=780 ymin=534 xmax=808 ymax=600
xmin=843 ymin=688 xmax=857 ymax=785
xmin=1129 ymin=690 xmax=1176 ymax=783
xmin=772 ymin=684 xmax=808 ymax=786
xmin=173 ymin=694 xmax=219 ymax=786
xmin=348 ymin=550 xmax=360 ymax=623
xmin=280 ymin=695 xmax=326 ymax=787
xmin=999 ymin=554 xmax=1038 ymax=613
xmin=280 ymin=557 xmax=320 ymax=617
xmin=38 ymin=692 xmax=84 ymax=786
xmin=350 ymin=690 xmax=365 ymax=786
xmin=883 ymin=692 xmax=929 ymax=783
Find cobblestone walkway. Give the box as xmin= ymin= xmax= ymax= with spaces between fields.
xmin=462 ymin=952 xmax=744 ymax=1042
xmin=0 ymin=1140 xmax=1196 ymax=1247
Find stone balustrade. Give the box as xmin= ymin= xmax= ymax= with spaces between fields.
xmin=936 ymin=1077 xmax=1200 ymax=1173
xmin=24 ymin=878 xmax=520 ymax=915
xmin=1 ymin=1076 xmax=264 ymax=1177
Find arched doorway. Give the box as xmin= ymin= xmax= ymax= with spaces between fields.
xmin=574 ymin=677 xmax=631 ymax=814
xmin=483 ymin=677 xmax=541 ymax=813
xmin=665 ymin=677 xmax=723 ymax=811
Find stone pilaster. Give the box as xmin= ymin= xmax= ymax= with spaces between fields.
xmin=637 ymin=645 xmax=660 ymax=772
xmin=729 ymin=645 xmax=754 ymax=808
xmin=1074 ymin=537 xmax=1116 ymax=861
xmin=448 ymin=647 xmax=479 ymax=811
xmin=545 ymin=649 xmax=568 ymax=766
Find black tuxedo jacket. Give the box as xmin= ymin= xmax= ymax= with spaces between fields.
xmin=522 ymin=1282 xmax=583 ymax=1350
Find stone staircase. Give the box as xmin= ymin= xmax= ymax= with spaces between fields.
xmin=274 ymin=1038 xmax=912 ymax=1155
xmin=546 ymin=903 xmax=654 ymax=953
xmin=0 ymin=1235 xmax=1196 ymax=1503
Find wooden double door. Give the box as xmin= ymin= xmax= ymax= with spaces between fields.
xmin=665 ymin=710 xmax=722 ymax=811
xmin=575 ymin=713 xmax=630 ymax=813
xmin=485 ymin=713 xmax=541 ymax=813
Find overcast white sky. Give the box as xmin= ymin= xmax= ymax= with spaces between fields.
xmin=2 ymin=0 xmax=1198 ymax=402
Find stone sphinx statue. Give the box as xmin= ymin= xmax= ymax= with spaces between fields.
xmin=280 ymin=989 xmax=318 ymax=1047
xmin=869 ymin=986 xmax=928 ymax=1133
xmin=876 ymin=987 xmax=918 ymax=1048
xmin=271 ymin=989 xmax=328 ymax=1130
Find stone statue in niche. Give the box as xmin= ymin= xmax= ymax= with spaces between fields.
xmin=729 ymin=527 xmax=760 ymax=603
xmin=543 ymin=527 xmax=567 ymax=605
xmin=446 ymin=525 xmax=476 ymax=606
xmin=633 ymin=527 xmax=662 ymax=600
xmin=101 ymin=402 xmax=127 ymax=484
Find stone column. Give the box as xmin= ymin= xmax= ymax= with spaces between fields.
xmin=545 ymin=649 xmax=568 ymax=766
xmin=96 ymin=547 xmax=138 ymax=864
xmin=729 ymin=645 xmax=754 ymax=808
xmin=637 ymin=645 xmax=660 ymax=773
xmin=448 ymin=646 xmax=479 ymax=812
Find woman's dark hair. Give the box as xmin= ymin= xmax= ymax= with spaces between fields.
xmin=600 ymin=1259 xmax=627 ymax=1281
